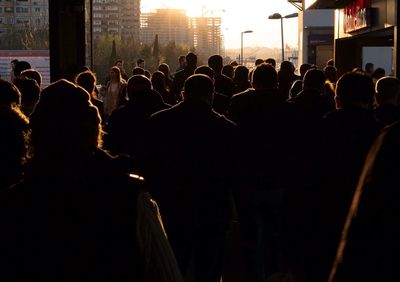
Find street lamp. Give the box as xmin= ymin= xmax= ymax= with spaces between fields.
xmin=268 ymin=12 xmax=298 ymax=63
xmin=240 ymin=30 xmax=253 ymax=65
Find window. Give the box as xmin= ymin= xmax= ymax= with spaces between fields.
xmin=16 ymin=7 xmax=30 ymax=13
xmin=93 ymin=20 xmax=101 ymax=25
xmin=16 ymin=18 xmax=30 ymax=25
xmin=5 ymin=7 xmax=14 ymax=13
xmin=34 ymin=8 xmax=41 ymax=12
xmin=0 ymin=7 xmax=2 ymax=13
xmin=0 ymin=17 xmax=3 ymax=24
xmin=93 ymin=13 xmax=103 ymax=18
xmin=93 ymin=27 xmax=102 ymax=32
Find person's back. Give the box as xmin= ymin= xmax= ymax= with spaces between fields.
xmin=170 ymin=52 xmax=197 ymax=101
xmin=208 ymin=55 xmax=235 ymax=98
xmin=374 ymin=76 xmax=400 ymax=127
xmin=104 ymin=75 xmax=169 ymax=158
xmin=0 ymin=79 xmax=182 ymax=282
xmin=144 ymin=74 xmax=237 ymax=282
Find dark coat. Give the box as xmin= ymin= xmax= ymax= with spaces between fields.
xmin=0 ymin=149 xmax=144 ymax=282
xmin=374 ymin=104 xmax=400 ymax=128
xmin=330 ymin=120 xmax=400 ymax=282
xmin=103 ymin=89 xmax=169 ymax=158
xmin=170 ymin=66 xmax=196 ymax=102
xmin=144 ymin=101 xmax=238 ymax=233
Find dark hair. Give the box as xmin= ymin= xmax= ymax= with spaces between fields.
xmin=255 ymin=59 xmax=264 ymax=66
xmin=137 ymin=58 xmax=145 ymax=65
xmin=151 ymin=71 xmax=166 ymax=91
xmin=265 ymin=58 xmax=276 ymax=68
xmin=194 ymin=65 xmax=215 ymax=80
xmin=75 ymin=70 xmax=97 ymax=95
xmin=299 ymin=63 xmax=312 ymax=78
xmin=372 ymin=68 xmax=385 ymax=80
xmin=222 ymin=64 xmax=234 ymax=79
xmin=336 ymin=72 xmax=375 ymax=106
xmin=375 ymin=76 xmax=400 ymax=105
xmin=208 ymin=55 xmax=224 ymax=73
xmin=252 ymin=63 xmax=278 ymax=90
xmin=233 ymin=65 xmax=249 ymax=84
xmin=365 ymin=62 xmax=374 ymax=72
xmin=303 ymin=69 xmax=326 ymax=92
xmin=324 ymin=65 xmax=338 ymax=83
xmin=13 ymin=77 xmax=40 ymax=105
xmin=132 ymin=67 xmax=145 ymax=76
xmin=127 ymin=74 xmax=152 ymax=100
xmin=183 ymin=74 xmax=214 ymax=101
xmin=0 ymin=79 xmax=21 ymax=105
xmin=14 ymin=61 xmax=31 ymax=77
xmin=20 ymin=69 xmax=42 ymax=87
xmin=186 ymin=52 xmax=197 ymax=67
xmin=158 ymin=63 xmax=170 ymax=76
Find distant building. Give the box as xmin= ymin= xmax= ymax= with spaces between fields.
xmin=140 ymin=9 xmax=193 ymax=46
xmin=92 ymin=0 xmax=140 ymax=41
xmin=0 ymin=0 xmax=49 ymax=36
xmin=191 ymin=17 xmax=222 ymax=63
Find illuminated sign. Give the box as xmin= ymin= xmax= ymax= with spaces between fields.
xmin=344 ymin=7 xmax=373 ymax=33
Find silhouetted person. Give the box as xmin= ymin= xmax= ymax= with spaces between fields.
xmin=289 ymin=63 xmax=313 ymax=99
xmin=102 ymin=66 xmax=127 ymax=119
xmin=115 ymin=59 xmax=129 ymax=80
xmin=233 ymin=65 xmax=252 ymax=94
xmin=13 ymin=61 xmax=31 ymax=80
xmin=75 ymin=70 xmax=105 ymax=122
xmin=265 ymin=58 xmax=276 ymax=68
xmin=222 ymin=64 xmax=234 ymax=80
xmin=158 ymin=63 xmax=173 ymax=91
xmin=0 ymin=79 xmax=29 ymax=190
xmin=208 ymin=54 xmax=235 ymax=99
xmin=374 ymin=76 xmax=400 ymax=127
xmin=9 ymin=59 xmax=18 ymax=82
xmin=132 ymin=66 xmax=145 ymax=76
xmin=151 ymin=70 xmax=176 ymax=105
xmin=176 ymin=55 xmax=186 ymax=72
xmin=0 ymin=79 xmax=182 ymax=282
xmin=329 ymin=120 xmax=400 ymax=282
xmin=228 ymin=63 xmax=294 ymax=282
xmin=365 ymin=62 xmax=374 ymax=76
xmin=20 ymin=68 xmax=42 ymax=88
xmin=372 ymin=67 xmax=385 ymax=83
xmin=104 ymin=75 xmax=169 ymax=158
xmin=278 ymin=61 xmax=299 ymax=100
xmin=195 ymin=65 xmax=229 ymax=115
xmin=137 ymin=58 xmax=145 ymax=69
xmin=171 ymin=52 xmax=197 ymax=101
xmin=13 ymin=77 xmax=41 ymax=117
xmin=308 ymin=71 xmax=379 ymax=282
xmin=144 ymin=74 xmax=238 ymax=282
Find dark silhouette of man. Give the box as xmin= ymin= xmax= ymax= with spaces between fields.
xmin=145 ymin=74 xmax=238 ymax=282
xmin=170 ymin=52 xmax=197 ymax=102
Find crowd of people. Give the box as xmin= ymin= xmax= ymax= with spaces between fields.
xmin=1 ymin=53 xmax=400 ymax=282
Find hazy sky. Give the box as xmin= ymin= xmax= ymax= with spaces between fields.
xmin=141 ymin=0 xmax=300 ymax=49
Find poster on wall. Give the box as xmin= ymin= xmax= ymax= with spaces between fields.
xmin=0 ymin=50 xmax=50 ymax=87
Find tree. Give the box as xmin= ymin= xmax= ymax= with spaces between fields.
xmin=152 ymin=34 xmax=160 ymax=68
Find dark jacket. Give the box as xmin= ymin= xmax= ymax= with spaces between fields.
xmin=104 ymin=89 xmax=169 ymax=158
xmin=0 ymin=149 xmax=144 ymax=282
xmin=374 ymin=104 xmax=400 ymax=128
xmin=144 ymin=101 xmax=238 ymax=233
xmin=170 ymin=66 xmax=196 ymax=102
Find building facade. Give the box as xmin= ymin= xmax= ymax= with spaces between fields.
xmin=0 ymin=0 xmax=49 ymax=36
xmin=140 ymin=9 xmax=193 ymax=46
xmin=92 ymin=0 xmax=140 ymax=41
xmin=191 ymin=17 xmax=222 ymax=63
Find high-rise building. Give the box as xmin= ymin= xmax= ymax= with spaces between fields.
xmin=140 ymin=9 xmax=193 ymax=46
xmin=0 ymin=0 xmax=49 ymax=36
xmin=92 ymin=0 xmax=140 ymax=41
xmin=191 ymin=17 xmax=222 ymax=63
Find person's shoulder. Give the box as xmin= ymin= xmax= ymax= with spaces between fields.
xmin=150 ymin=102 xmax=181 ymax=121
xmin=231 ymin=88 xmax=256 ymax=102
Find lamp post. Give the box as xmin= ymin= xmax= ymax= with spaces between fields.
xmin=241 ymin=30 xmax=253 ymax=65
xmin=268 ymin=12 xmax=298 ymax=63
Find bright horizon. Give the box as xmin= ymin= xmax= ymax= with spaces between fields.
xmin=141 ymin=0 xmax=300 ymax=50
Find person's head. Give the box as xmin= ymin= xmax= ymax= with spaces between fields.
xmin=324 ymin=65 xmax=338 ymax=83
xmin=195 ymin=65 xmax=215 ymax=81
xmin=208 ymin=55 xmax=224 ymax=74
xmin=299 ymin=63 xmax=312 ymax=79
xmin=372 ymin=67 xmax=385 ymax=80
xmin=183 ymin=74 xmax=214 ymax=106
xmin=158 ymin=63 xmax=170 ymax=77
xmin=375 ymin=76 xmax=400 ymax=106
xmin=75 ymin=70 xmax=97 ymax=96
xmin=126 ymin=74 xmax=152 ymax=101
xmin=230 ymin=60 xmax=239 ymax=67
xmin=29 ymin=79 xmax=102 ymax=159
xmin=132 ymin=67 xmax=145 ymax=76
xmin=137 ymin=58 xmax=145 ymax=68
xmin=186 ymin=52 xmax=197 ymax=68
xmin=178 ymin=55 xmax=186 ymax=67
xmin=20 ymin=69 xmax=42 ymax=87
xmin=233 ymin=65 xmax=250 ymax=84
xmin=11 ymin=59 xmax=19 ymax=69
xmin=222 ymin=64 xmax=234 ymax=79
xmin=151 ymin=71 xmax=166 ymax=91
xmin=110 ymin=66 xmax=122 ymax=81
xmin=115 ymin=59 xmax=124 ymax=69
xmin=255 ymin=59 xmax=264 ymax=66
xmin=13 ymin=61 xmax=31 ymax=78
xmin=13 ymin=77 xmax=40 ymax=112
xmin=252 ymin=63 xmax=278 ymax=91
xmin=144 ymin=70 xmax=151 ymax=79
xmin=302 ymin=69 xmax=326 ymax=93
xmin=365 ymin=62 xmax=374 ymax=75
xmin=279 ymin=61 xmax=295 ymax=74
xmin=326 ymin=58 xmax=334 ymax=66
xmin=0 ymin=78 xmax=21 ymax=106
xmin=335 ymin=71 xmax=375 ymax=109
xmin=265 ymin=58 xmax=276 ymax=68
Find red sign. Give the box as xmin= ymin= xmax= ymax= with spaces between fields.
xmin=343 ymin=0 xmax=372 ymax=33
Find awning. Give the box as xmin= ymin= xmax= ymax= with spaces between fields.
xmin=307 ymin=0 xmax=358 ymax=9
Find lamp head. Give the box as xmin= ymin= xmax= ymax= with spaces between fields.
xmin=242 ymin=30 xmax=253 ymax=34
xmin=284 ymin=12 xmax=298 ymax=19
xmin=268 ymin=13 xmax=282 ymax=19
